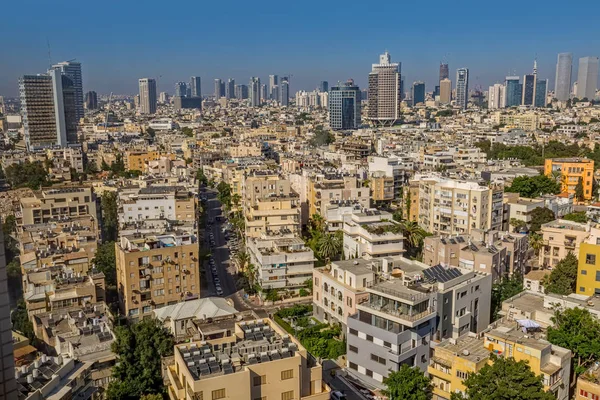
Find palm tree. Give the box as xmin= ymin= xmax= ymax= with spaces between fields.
xmin=529 ymin=233 xmax=544 ymax=257
xmin=310 ymin=213 xmax=326 ymax=234
xmin=400 ymin=221 xmax=426 ymax=249
xmin=246 ymin=263 xmax=256 ymax=287
xmin=231 ymin=194 xmax=241 ymax=208
xmin=234 ymin=251 xmax=250 ymax=273
xmin=318 ymin=233 xmax=342 ymax=262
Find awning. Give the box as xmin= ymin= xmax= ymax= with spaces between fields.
xmin=516 ymin=319 xmax=541 ymax=329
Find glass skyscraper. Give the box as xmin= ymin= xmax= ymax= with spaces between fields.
xmin=456 ymin=68 xmax=469 ymax=110
xmin=522 ymin=74 xmax=535 ymax=106
xmin=505 ymin=77 xmax=522 ymax=107
xmin=535 ymin=79 xmax=547 ymax=107
xmin=411 ymin=81 xmax=425 ymax=106
xmin=329 ymin=79 xmax=361 ymax=130
xmin=554 ymin=53 xmax=572 ymax=102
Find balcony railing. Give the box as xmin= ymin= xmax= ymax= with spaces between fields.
xmin=361 ymin=300 xmax=436 ymax=322
xmin=365 ymin=281 xmax=434 ymax=302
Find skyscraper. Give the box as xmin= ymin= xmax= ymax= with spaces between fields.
xmin=260 ymin=84 xmax=268 ymax=103
xmin=138 ymin=78 xmax=157 ymax=114
xmin=522 ymin=61 xmax=537 ymax=106
xmin=20 ymin=69 xmax=78 ymax=150
xmin=190 ymin=76 xmax=202 ymax=98
xmin=505 ymin=76 xmax=522 ymax=107
xmin=439 ymin=63 xmax=449 ymax=81
xmin=411 ymin=81 xmax=425 ymax=106
xmin=269 ymin=75 xmax=278 ymax=99
xmin=235 ymin=84 xmax=248 ymax=100
xmin=0 ymin=218 xmax=17 ymax=399
xmin=52 ymin=61 xmax=84 ymax=121
xmin=439 ymin=78 xmax=452 ymax=104
xmin=535 ymin=79 xmax=548 ymax=107
xmin=329 ymin=79 xmax=361 ymax=130
xmin=554 ymin=53 xmax=572 ymax=102
xmin=488 ymin=83 xmax=505 ymax=109
xmin=175 ymin=82 xmax=187 ymax=97
xmin=249 ymin=77 xmax=261 ymax=107
xmin=85 ymin=90 xmax=98 ymax=110
xmin=214 ymin=79 xmax=223 ymax=98
xmin=368 ymin=52 xmax=402 ymax=126
xmin=280 ymin=77 xmax=290 ymax=106
xmin=455 ymin=68 xmax=469 ymax=110
xmin=576 ymin=56 xmax=599 ymax=100
xmin=226 ymin=79 xmax=235 ymax=100
xmin=319 ymin=81 xmax=329 ymax=93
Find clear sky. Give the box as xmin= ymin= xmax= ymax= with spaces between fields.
xmin=2 ymin=0 xmax=600 ymax=97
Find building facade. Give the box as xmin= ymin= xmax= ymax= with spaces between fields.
xmin=455 ymin=68 xmax=469 ymax=110
xmin=329 ymin=80 xmax=361 ymax=130
xmin=138 ymin=78 xmax=157 ymax=114
xmin=368 ymin=52 xmax=402 ymax=126
xmin=544 ymin=158 xmax=594 ymax=200
xmin=555 ymin=53 xmax=573 ymax=102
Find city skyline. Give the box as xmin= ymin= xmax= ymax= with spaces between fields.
xmin=1 ymin=0 xmax=599 ymax=97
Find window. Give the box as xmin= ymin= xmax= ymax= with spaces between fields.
xmin=582 ymin=270 xmax=588 ymax=275
xmin=349 ymin=328 xmax=358 ymax=336
xmin=254 ymin=375 xmax=266 ymax=386
xmin=281 ymin=390 xmax=294 ymax=400
xmin=365 ymin=369 xmax=373 ymax=378
xmin=281 ymin=369 xmax=293 ymax=380
xmin=596 ymin=271 xmax=600 ymax=282
xmin=366 ymin=335 xmax=373 ymax=342
xmin=349 ymin=362 xmax=358 ymax=370
xmin=349 ymin=345 xmax=358 ymax=353
xmin=370 ymin=354 xmax=386 ymax=365
xmin=581 ymin=287 xmax=586 ymax=292
xmin=586 ymin=254 xmax=597 ymax=265
xmin=383 ymin=341 xmax=391 ymax=348
xmin=456 ymin=370 xmax=468 ymax=379
xmin=212 ymin=389 xmax=226 ymax=400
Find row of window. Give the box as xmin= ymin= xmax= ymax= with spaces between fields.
xmin=252 ymin=369 xmax=294 ymax=386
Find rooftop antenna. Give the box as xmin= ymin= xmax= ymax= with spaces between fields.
xmin=46 ymin=37 xmax=52 ymax=69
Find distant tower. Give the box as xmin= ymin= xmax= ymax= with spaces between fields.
xmin=521 ymin=60 xmax=537 ymax=106
xmin=576 ymin=57 xmax=599 ymax=100
xmin=488 ymin=84 xmax=505 ymax=109
xmin=190 ymin=76 xmax=202 ymax=98
xmin=368 ymin=51 xmax=402 ymax=126
xmin=269 ymin=75 xmax=278 ymax=99
xmin=439 ymin=78 xmax=452 ymax=104
xmin=85 ymin=90 xmax=98 ymax=110
xmin=226 ymin=79 xmax=235 ymax=100
xmin=439 ymin=63 xmax=449 ymax=81
xmin=280 ymin=77 xmax=290 ymax=106
xmin=455 ymin=68 xmax=469 ymax=110
xmin=411 ymin=81 xmax=425 ymax=106
xmin=214 ymin=79 xmax=223 ymax=98
xmin=175 ymin=82 xmax=187 ymax=97
xmin=52 ymin=60 xmax=84 ymax=121
xmin=505 ymin=76 xmax=522 ymax=107
xmin=319 ymin=81 xmax=329 ymax=93
xmin=554 ymin=53 xmax=572 ymax=102
xmin=138 ymin=78 xmax=157 ymax=114
xmin=249 ymin=77 xmax=261 ymax=106
xmin=329 ymin=79 xmax=361 ymax=130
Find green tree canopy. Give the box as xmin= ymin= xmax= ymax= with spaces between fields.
xmin=181 ymin=127 xmax=194 ymax=137
xmin=101 ymin=192 xmax=119 ymax=241
xmin=544 ymin=252 xmax=578 ymax=295
xmin=505 ymin=175 xmax=561 ymax=198
xmin=309 ymin=126 xmax=335 ymax=147
xmin=529 ymin=207 xmax=556 ymax=232
xmin=575 ymin=177 xmax=585 ymax=202
xmin=107 ymin=319 xmax=174 ymax=400
xmin=317 ymin=232 xmax=342 ymax=261
xmin=562 ymin=211 xmax=588 ymax=223
xmin=548 ymin=307 xmax=600 ymax=375
xmin=491 ymin=274 xmax=524 ymax=320
xmin=92 ymin=241 xmax=116 ymax=287
xmin=382 ymin=364 xmax=433 ymax=400
xmin=451 ymin=354 xmax=554 ymax=400
xmin=4 ymin=161 xmax=49 ymax=189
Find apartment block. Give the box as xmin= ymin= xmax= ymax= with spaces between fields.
xmin=166 ymin=318 xmax=330 ymax=400
xmin=116 ymin=228 xmax=200 ymax=320
xmin=577 ymin=241 xmax=600 ymax=296
xmin=544 ymin=158 xmax=594 ymax=200
xmin=417 ymin=176 xmax=503 ymax=236
xmin=308 ymin=172 xmax=370 ymax=218
xmin=342 ymin=210 xmax=404 ymax=259
xmin=368 ymin=155 xmax=411 ymax=200
xmin=503 ymin=193 xmax=545 ymax=227
xmin=491 ymin=111 xmax=539 ymax=131
xmin=539 ymin=219 xmax=589 ymax=268
xmin=576 ymin=365 xmax=600 ymax=400
xmin=18 ymin=187 xmax=98 ymax=226
xmin=125 ymin=150 xmax=176 ymax=172
xmin=312 ymin=259 xmax=375 ymax=331
xmin=246 ymin=233 xmax=315 ymax=292
xmin=118 ymin=186 xmax=196 ymax=224
xmin=370 ymin=172 xmax=395 ymax=202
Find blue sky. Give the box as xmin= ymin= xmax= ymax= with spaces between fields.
xmin=1 ymin=0 xmax=600 ymax=97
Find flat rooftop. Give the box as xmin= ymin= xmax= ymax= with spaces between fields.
xmin=436 ymin=335 xmax=489 ymax=364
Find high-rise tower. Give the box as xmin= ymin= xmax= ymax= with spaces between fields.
xmin=367 ymin=52 xmax=402 ymax=126
xmin=52 ymin=61 xmax=84 ymax=120
xmin=455 ymin=68 xmax=469 ymax=110
xmin=554 ymin=53 xmax=572 ymax=102
xmin=190 ymin=76 xmax=202 ymax=98
xmin=329 ymin=79 xmax=361 ymax=130
xmin=138 ymin=78 xmax=157 ymax=114
xmin=576 ymin=56 xmax=599 ymax=100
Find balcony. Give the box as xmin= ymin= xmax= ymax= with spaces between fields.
xmin=359 ymin=301 xmax=436 ymax=328
xmin=564 ymin=240 xmax=576 ymax=249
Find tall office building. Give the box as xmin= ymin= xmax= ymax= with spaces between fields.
xmin=439 ymin=62 xmax=449 ymax=81
xmin=84 ymin=90 xmax=98 ymax=110
xmin=20 ymin=70 xmax=78 ymax=150
xmin=138 ymin=78 xmax=157 ymax=114
xmin=488 ymin=83 xmax=505 ymax=109
xmin=52 ymin=61 xmax=84 ymax=121
xmin=576 ymin=56 xmax=599 ymax=100
xmin=159 ymin=92 xmax=169 ymax=104
xmin=190 ymin=76 xmax=201 ymax=98
xmin=214 ymin=78 xmax=223 ymax=98
xmin=411 ymin=81 xmax=425 ymax=106
xmin=235 ymin=84 xmax=248 ymax=100
xmin=226 ymin=78 xmax=235 ymax=100
xmin=400 ymin=78 xmax=405 ymax=100
xmin=535 ymin=79 xmax=548 ymax=107
xmin=368 ymin=52 xmax=402 ymax=126
xmin=522 ymin=61 xmax=537 ymax=106
xmin=554 ymin=53 xmax=572 ymax=102
xmin=249 ymin=77 xmax=261 ymax=107
xmin=329 ymin=79 xmax=361 ymax=130
xmin=319 ymin=81 xmax=329 ymax=93
xmin=505 ymin=76 xmax=522 ymax=107
xmin=260 ymin=84 xmax=268 ymax=103
xmin=439 ymin=78 xmax=452 ymax=104
xmin=280 ymin=77 xmax=290 ymax=106
xmin=268 ymin=74 xmax=278 ymax=99
xmin=0 ymin=219 xmax=17 ymax=399
xmin=175 ymin=82 xmax=187 ymax=97
xmin=455 ymin=68 xmax=469 ymax=110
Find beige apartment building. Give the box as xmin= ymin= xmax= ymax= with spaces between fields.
xmin=492 ymin=111 xmax=539 ymax=131
xmin=18 ymin=187 xmax=98 ymax=226
xmin=166 ymin=318 xmax=330 ymax=400
xmin=116 ymin=229 xmax=200 ymax=320
xmin=370 ymin=172 xmax=395 ymax=202
xmin=308 ymin=172 xmax=370 ymax=218
xmin=417 ymin=175 xmax=503 ymax=236
xmin=539 ymin=219 xmax=590 ymax=268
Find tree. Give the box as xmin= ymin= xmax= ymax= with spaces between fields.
xmin=309 ymin=214 xmax=326 ymax=233
xmin=101 ymin=192 xmax=119 ymax=241
xmin=107 ymin=318 xmax=174 ymax=400
xmin=309 ymin=126 xmax=335 ymax=147
xmin=529 ymin=207 xmax=556 ymax=232
xmin=234 ymin=251 xmax=250 ymax=273
xmin=140 ymin=394 xmax=164 ymax=400
xmin=575 ymin=177 xmax=585 ymax=202
xmin=491 ymin=274 xmax=524 ymax=320
xmin=181 ymin=127 xmax=194 ymax=137
xmin=505 ymin=175 xmax=561 ymax=198
xmin=548 ymin=307 xmax=600 ymax=375
xmin=317 ymin=233 xmax=342 ymax=262
xmin=11 ymin=300 xmax=38 ymax=345
xmin=265 ymin=288 xmax=280 ymax=302
xmin=92 ymin=241 xmax=116 ymax=287
xmin=382 ymin=364 xmax=433 ymax=400
xmin=4 ymin=161 xmax=49 ymax=189
xmin=544 ymin=252 xmax=578 ymax=295
xmin=510 ymin=218 xmax=527 ymax=233
xmin=196 ymin=168 xmax=208 ymax=185
xmin=145 ymin=127 xmax=156 ymax=140
xmin=562 ymin=211 xmax=587 ymax=223
xmin=451 ymin=354 xmax=554 ymax=400
xmin=528 ymin=233 xmax=544 ymax=257
xmin=303 ymin=278 xmax=313 ymax=293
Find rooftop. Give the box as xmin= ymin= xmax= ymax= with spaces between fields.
xmin=436 ymin=335 xmax=489 ymax=364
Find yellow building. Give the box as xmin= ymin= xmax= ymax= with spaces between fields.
xmin=577 ymin=242 xmax=600 ymax=296
xmin=125 ymin=150 xmax=176 ymax=172
xmin=166 ymin=318 xmax=330 ymax=400
xmin=575 ymin=365 xmax=600 ymax=400
xmin=370 ymin=172 xmax=394 ymax=202
xmin=544 ymin=158 xmax=594 ymax=200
